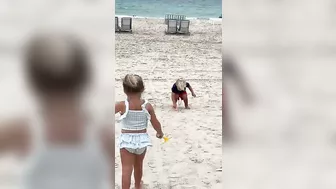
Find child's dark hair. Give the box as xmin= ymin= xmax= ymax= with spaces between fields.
xmin=24 ymin=33 xmax=90 ymax=96
xmin=122 ymin=74 xmax=145 ymax=94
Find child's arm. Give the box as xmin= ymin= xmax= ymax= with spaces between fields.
xmin=223 ymin=55 xmax=253 ymax=104
xmin=187 ymin=83 xmax=196 ymax=97
xmin=146 ymin=103 xmax=164 ymax=138
xmin=0 ymin=119 xmax=28 ymax=155
xmin=115 ymin=101 xmax=125 ymax=115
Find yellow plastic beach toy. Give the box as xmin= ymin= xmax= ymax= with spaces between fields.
xmin=163 ymin=136 xmax=169 ymax=143
xmin=162 ymin=136 xmax=170 ymax=144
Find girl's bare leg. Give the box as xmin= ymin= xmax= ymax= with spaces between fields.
xmin=181 ymin=93 xmax=189 ymax=109
xmin=120 ymin=149 xmax=135 ymax=189
xmin=171 ymin=92 xmax=179 ymax=109
xmin=134 ymin=149 xmax=146 ymax=189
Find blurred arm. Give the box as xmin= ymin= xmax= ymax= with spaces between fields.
xmin=0 ymin=119 xmax=28 ymax=155
xmin=100 ymin=126 xmax=115 ymax=189
xmin=223 ymin=58 xmax=253 ymax=104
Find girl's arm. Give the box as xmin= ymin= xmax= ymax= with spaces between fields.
xmin=115 ymin=101 xmax=124 ymax=115
xmin=146 ymin=103 xmax=163 ymax=138
xmin=223 ymin=57 xmax=253 ymax=104
xmin=0 ymin=119 xmax=28 ymax=155
xmin=187 ymin=83 xmax=196 ymax=97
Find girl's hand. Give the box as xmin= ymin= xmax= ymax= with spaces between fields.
xmin=156 ymin=132 xmax=164 ymax=139
xmin=192 ymin=93 xmax=196 ymax=97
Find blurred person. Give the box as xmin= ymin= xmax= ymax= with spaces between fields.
xmin=0 ymin=33 xmax=114 ymax=189
xmin=222 ymin=53 xmax=253 ymax=142
xmin=115 ymin=74 xmax=164 ymax=189
xmin=171 ymin=78 xmax=196 ymax=109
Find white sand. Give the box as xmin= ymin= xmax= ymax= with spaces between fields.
xmin=115 ymin=18 xmax=222 ymax=188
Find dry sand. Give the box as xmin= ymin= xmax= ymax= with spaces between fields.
xmin=115 ymin=18 xmax=222 ymax=188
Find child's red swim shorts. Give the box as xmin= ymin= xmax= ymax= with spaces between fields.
xmin=178 ymin=91 xmax=187 ymax=99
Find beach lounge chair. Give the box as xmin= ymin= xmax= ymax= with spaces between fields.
xmin=165 ymin=14 xmax=172 ymax=24
xmin=168 ymin=14 xmax=174 ymax=24
xmin=176 ymin=15 xmax=182 ymax=25
xmin=176 ymin=15 xmax=186 ymax=25
xmin=178 ymin=20 xmax=190 ymax=35
xmin=120 ymin=17 xmax=132 ymax=32
xmin=165 ymin=14 xmax=186 ymax=24
xmin=165 ymin=19 xmax=178 ymax=34
xmin=115 ymin=17 xmax=120 ymax=32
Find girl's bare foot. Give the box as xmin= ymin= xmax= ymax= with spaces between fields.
xmin=135 ymin=181 xmax=143 ymax=189
xmin=185 ymin=106 xmax=190 ymax=109
xmin=173 ymin=104 xmax=178 ymax=110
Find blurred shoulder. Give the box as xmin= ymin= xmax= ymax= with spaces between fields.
xmin=1 ymin=117 xmax=29 ymax=134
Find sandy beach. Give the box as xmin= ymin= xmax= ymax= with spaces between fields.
xmin=115 ymin=18 xmax=222 ymax=188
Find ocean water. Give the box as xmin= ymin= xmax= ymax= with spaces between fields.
xmin=116 ymin=0 xmax=222 ymax=19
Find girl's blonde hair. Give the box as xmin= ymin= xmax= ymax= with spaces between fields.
xmin=24 ymin=32 xmax=90 ymax=95
xmin=175 ymin=78 xmax=186 ymax=91
xmin=122 ymin=74 xmax=145 ymax=94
